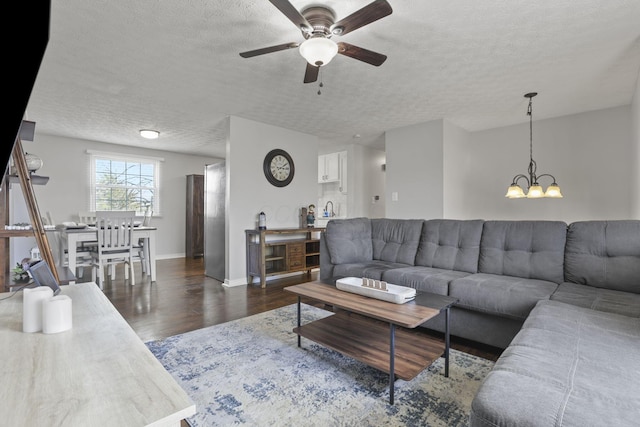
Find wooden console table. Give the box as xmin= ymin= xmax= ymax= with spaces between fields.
xmin=245 ymin=227 xmax=323 ymax=287
xmin=0 ymin=283 xmax=195 ymax=426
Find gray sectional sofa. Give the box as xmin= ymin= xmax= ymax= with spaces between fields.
xmin=319 ymin=218 xmax=640 ymax=427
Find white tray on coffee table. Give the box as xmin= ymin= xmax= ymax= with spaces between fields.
xmin=336 ymin=276 xmax=416 ymax=304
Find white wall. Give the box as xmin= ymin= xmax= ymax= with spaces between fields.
xmin=363 ymin=146 xmax=386 ymax=218
xmin=385 ymin=120 xmax=444 ymax=219
xmin=226 ymin=116 xmax=318 ymax=286
xmin=631 ymin=71 xmax=640 ymax=219
xmin=444 ymin=106 xmax=634 ymax=222
xmin=443 ymin=120 xmax=471 ymax=219
xmin=13 ymin=134 xmax=219 ymax=263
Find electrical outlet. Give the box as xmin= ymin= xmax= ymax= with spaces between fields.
xmin=392 ymin=192 xmax=398 ymax=201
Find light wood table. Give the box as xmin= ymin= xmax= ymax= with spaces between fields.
xmin=0 ymin=282 xmax=195 ymax=426
xmin=284 ymin=282 xmax=457 ymax=405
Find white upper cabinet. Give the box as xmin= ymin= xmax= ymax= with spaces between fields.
xmin=318 ymin=152 xmax=341 ymax=183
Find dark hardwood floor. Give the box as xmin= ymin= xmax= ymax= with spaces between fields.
xmin=84 ymin=257 xmax=502 ymax=362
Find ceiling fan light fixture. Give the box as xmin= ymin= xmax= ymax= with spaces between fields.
xmin=299 ymin=37 xmax=338 ymax=66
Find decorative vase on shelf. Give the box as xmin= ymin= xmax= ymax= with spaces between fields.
xmin=24 ymin=153 xmax=43 ymax=173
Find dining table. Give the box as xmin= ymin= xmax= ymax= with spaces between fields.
xmin=53 ymin=225 xmax=157 ymax=284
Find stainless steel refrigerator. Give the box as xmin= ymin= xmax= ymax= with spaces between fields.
xmin=204 ymin=162 xmax=225 ymax=281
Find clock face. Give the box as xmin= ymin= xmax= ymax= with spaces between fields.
xmin=270 ymin=154 xmax=291 ymax=181
xmin=263 ymin=149 xmax=295 ymax=187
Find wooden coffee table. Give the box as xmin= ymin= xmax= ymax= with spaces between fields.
xmin=284 ymin=281 xmax=458 ymax=404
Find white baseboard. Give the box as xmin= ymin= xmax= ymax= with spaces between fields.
xmin=222 ymin=278 xmax=247 ymax=287
xmin=155 ymin=253 xmax=186 ymax=260
xmin=229 ymin=269 xmax=319 ymax=287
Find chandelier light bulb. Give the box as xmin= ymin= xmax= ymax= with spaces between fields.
xmin=544 ymin=184 xmax=563 ymax=198
xmin=526 ymin=185 xmax=545 ymax=198
xmin=505 ymin=184 xmax=526 ymax=198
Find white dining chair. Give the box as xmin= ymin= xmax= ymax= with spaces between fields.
xmin=133 ymin=209 xmax=153 ymax=274
xmin=77 ymin=211 xmax=97 ymax=225
xmin=77 ymin=211 xmax=99 ymax=253
xmin=90 ymin=211 xmax=136 ymax=290
xmin=45 ymin=211 xmax=93 ymax=278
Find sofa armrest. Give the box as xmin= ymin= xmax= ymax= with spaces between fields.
xmin=319 ymin=232 xmax=335 ymax=283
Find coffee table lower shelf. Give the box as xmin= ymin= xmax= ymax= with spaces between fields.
xmin=294 ymin=311 xmax=445 ymax=382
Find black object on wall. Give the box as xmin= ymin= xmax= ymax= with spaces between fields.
xmin=3 ymin=2 xmax=50 ymax=176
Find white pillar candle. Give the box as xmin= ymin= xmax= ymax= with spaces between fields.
xmin=42 ymin=295 xmax=73 ymax=334
xmin=23 ymin=287 xmax=54 ymax=333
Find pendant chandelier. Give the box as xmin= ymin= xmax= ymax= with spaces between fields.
xmin=505 ymin=92 xmax=563 ymax=199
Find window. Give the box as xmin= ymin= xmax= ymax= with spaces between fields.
xmin=88 ymin=151 xmax=161 ymax=215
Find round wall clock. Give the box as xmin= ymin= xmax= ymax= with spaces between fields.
xmin=263 ymin=149 xmax=295 ymax=187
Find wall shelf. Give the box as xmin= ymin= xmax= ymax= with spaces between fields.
xmin=7 ymin=174 xmax=49 ymax=185
xmin=1 ymin=140 xmax=59 ymax=288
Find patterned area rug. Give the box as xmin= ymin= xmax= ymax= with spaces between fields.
xmin=146 ymin=304 xmax=494 ymax=427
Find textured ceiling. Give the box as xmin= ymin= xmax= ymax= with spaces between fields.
xmin=25 ymin=0 xmax=640 ymax=158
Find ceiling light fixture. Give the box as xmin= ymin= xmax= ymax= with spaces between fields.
xmin=505 ymin=92 xmax=563 ymax=199
xmin=139 ymin=129 xmax=160 ymax=140
xmin=299 ymin=36 xmax=338 ymax=67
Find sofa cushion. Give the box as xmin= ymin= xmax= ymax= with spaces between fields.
xmin=551 ymin=282 xmax=640 ymax=318
xmin=479 ymin=220 xmax=567 ymax=283
xmin=371 ymin=218 xmax=423 ymax=265
xmin=564 ymin=220 xmax=640 ymax=293
xmin=415 ymin=219 xmax=484 ymax=273
xmin=449 ymin=273 xmax=558 ymax=321
xmin=381 ymin=267 xmax=471 ymax=295
xmin=324 ymin=218 xmax=373 ymax=264
xmin=470 ymin=300 xmax=640 ymax=427
xmin=332 ymin=260 xmax=410 ymax=281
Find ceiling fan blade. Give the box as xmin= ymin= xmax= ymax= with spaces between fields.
xmin=303 ymin=63 xmax=319 ymax=83
xmin=268 ymin=0 xmax=312 ymax=32
xmin=239 ymin=42 xmax=299 ymax=58
xmin=330 ymin=0 xmax=392 ymax=36
xmin=337 ymin=42 xmax=387 ymax=66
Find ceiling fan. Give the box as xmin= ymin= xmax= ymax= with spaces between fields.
xmin=239 ymin=0 xmax=393 ymax=84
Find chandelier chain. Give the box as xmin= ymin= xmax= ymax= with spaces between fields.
xmin=528 ymin=98 xmax=533 ymax=164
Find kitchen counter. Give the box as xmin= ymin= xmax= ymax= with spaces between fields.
xmin=315 ymin=217 xmax=346 ymax=228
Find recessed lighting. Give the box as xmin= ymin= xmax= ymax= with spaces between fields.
xmin=140 ymin=129 xmax=160 ymax=139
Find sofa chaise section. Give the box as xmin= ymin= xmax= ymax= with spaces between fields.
xmin=470 ymin=300 xmax=640 ymax=427
xmin=470 ymin=219 xmax=640 ymax=426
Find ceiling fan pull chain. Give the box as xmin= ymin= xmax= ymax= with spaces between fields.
xmin=317 ymin=68 xmax=324 ymax=95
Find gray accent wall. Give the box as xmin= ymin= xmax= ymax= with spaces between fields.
xmin=632 ymin=71 xmax=640 ymax=219
xmin=442 ymin=106 xmax=635 ymax=222
xmin=385 ymin=120 xmax=444 ymax=219
xmin=369 ymin=104 xmax=636 ymax=223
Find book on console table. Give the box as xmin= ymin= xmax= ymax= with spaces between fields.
xmin=336 ymin=277 xmax=416 ymax=304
